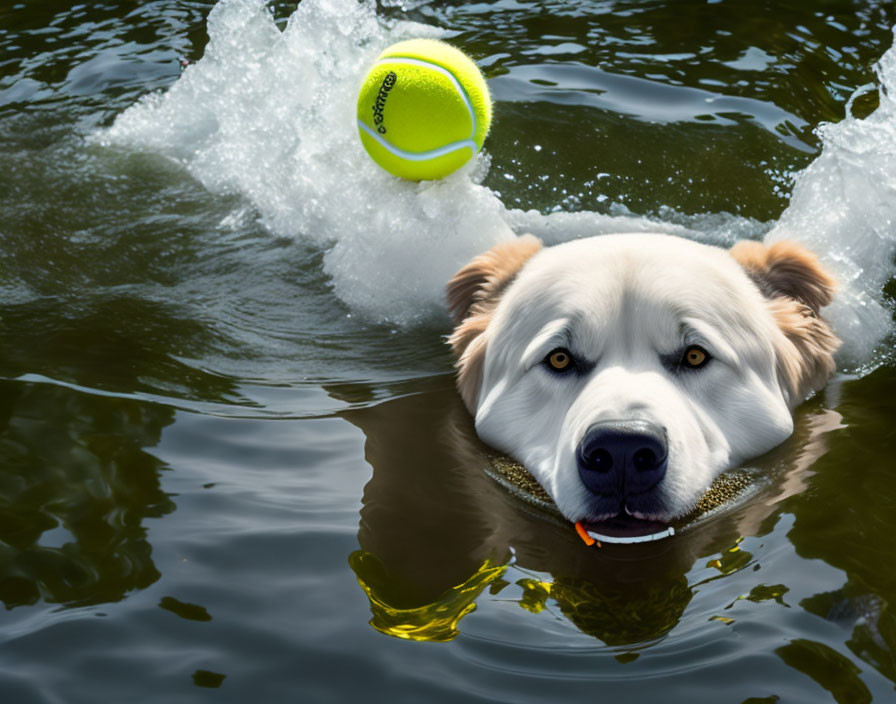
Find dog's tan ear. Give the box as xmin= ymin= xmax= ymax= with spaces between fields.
xmin=446 ymin=235 xmax=542 ymax=411
xmin=729 ymin=240 xmax=836 ymax=312
xmin=730 ymin=240 xmax=840 ymax=404
xmin=447 ymin=235 xmax=543 ymax=324
xmin=766 ymin=298 xmax=840 ymax=404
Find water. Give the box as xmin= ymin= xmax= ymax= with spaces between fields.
xmin=2 ymin=0 xmax=896 ymax=701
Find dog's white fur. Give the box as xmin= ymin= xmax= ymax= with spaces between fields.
xmin=447 ymin=233 xmax=839 ymax=524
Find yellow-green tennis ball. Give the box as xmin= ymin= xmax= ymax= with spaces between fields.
xmin=356 ymin=39 xmax=492 ymax=181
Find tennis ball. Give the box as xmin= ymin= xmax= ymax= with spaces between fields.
xmin=356 ymin=39 xmax=492 ymax=181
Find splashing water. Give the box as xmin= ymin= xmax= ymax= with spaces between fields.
xmin=99 ymin=0 xmax=517 ymax=327
xmin=766 ymin=38 xmax=896 ymax=363
xmin=99 ymin=0 xmax=896 ymax=365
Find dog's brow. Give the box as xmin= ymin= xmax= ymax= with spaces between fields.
xmin=521 ymin=318 xmax=574 ymax=369
xmin=680 ymin=319 xmax=738 ymax=366
xmin=678 ymin=322 xmax=704 ymax=345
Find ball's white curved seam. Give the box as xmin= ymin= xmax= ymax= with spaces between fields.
xmin=357 ymin=121 xmax=477 ymax=161
xmin=358 ymin=55 xmax=480 ymax=162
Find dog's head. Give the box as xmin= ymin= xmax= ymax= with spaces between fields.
xmin=447 ymin=234 xmax=839 ymax=535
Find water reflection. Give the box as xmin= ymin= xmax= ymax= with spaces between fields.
xmin=349 ymin=551 xmax=508 ymax=642
xmin=344 ymin=378 xmax=849 ymax=646
xmin=780 ymin=366 xmax=896 ymax=692
xmin=0 ymin=379 xmax=174 ymax=608
xmin=0 ymin=294 xmax=242 ymax=609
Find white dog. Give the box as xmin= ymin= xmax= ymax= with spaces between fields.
xmin=447 ymin=234 xmax=839 ymax=540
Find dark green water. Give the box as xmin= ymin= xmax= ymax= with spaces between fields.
xmin=2 ymin=0 xmax=896 ymax=701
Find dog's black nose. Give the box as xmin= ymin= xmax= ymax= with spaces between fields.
xmin=576 ymin=421 xmax=668 ymax=499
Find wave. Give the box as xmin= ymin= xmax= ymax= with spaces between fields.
xmin=98 ymin=0 xmax=896 ymax=366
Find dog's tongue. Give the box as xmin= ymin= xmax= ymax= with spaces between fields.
xmin=579 ymin=515 xmax=675 ymax=544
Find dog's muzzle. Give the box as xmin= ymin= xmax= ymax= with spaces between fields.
xmin=575 ymin=420 xmax=668 ymax=510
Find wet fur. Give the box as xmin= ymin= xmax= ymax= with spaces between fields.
xmin=446 ymin=234 xmax=542 ymax=411
xmin=446 ymin=233 xmax=840 ymax=523
xmin=729 ymin=240 xmax=839 ymax=403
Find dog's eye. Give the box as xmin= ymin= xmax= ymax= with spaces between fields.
xmin=545 ymin=348 xmax=574 ymax=372
xmin=682 ymin=345 xmax=710 ymax=369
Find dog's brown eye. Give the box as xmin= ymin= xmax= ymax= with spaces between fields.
xmin=546 ymin=349 xmax=573 ymax=372
xmin=683 ymin=345 xmax=709 ymax=368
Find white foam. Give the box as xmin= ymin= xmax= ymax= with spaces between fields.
xmin=504 ymin=205 xmax=768 ymax=248
xmin=766 ymin=32 xmax=896 ymax=364
xmin=95 ymin=0 xmax=725 ymax=327
xmin=98 ymin=0 xmax=896 ymax=366
xmin=98 ymin=0 xmax=515 ymax=326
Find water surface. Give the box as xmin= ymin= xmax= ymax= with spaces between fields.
xmin=2 ymin=1 xmax=896 ymax=701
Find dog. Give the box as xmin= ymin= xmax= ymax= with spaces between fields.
xmin=446 ymin=233 xmax=840 ymax=540
xmin=343 ymin=369 xmax=846 ymax=643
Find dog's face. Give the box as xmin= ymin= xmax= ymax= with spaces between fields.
xmin=447 ymin=234 xmax=839 ymax=535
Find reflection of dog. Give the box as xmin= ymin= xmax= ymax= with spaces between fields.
xmin=343 ymin=380 xmax=843 ymax=644
xmin=447 ymin=234 xmax=840 ymax=538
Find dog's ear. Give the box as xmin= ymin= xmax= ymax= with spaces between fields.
xmin=446 ymin=235 xmax=542 ymax=411
xmin=730 ymin=240 xmax=840 ymax=404
xmin=729 ymin=240 xmax=836 ymax=312
xmin=447 ymin=234 xmax=543 ymax=324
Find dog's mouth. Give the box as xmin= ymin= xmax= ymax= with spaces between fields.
xmin=486 ymin=453 xmax=754 ymax=546
xmin=577 ymin=515 xmax=675 ymax=544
